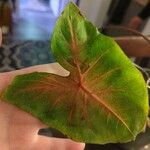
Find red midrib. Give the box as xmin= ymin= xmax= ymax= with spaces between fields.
xmin=80 ymin=84 xmax=134 ymax=136
xmin=67 ymin=15 xmax=134 ymax=137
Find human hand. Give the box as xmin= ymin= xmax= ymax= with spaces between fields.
xmin=0 ymin=63 xmax=85 ymax=150
xmin=128 ymin=16 xmax=143 ymax=30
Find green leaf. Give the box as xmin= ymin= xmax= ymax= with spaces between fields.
xmin=2 ymin=2 xmax=149 ymax=144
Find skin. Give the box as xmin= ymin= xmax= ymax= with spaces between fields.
xmin=0 ymin=63 xmax=85 ymax=150
xmin=0 ymin=28 xmax=149 ymax=150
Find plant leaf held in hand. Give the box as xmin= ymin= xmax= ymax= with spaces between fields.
xmin=2 ymin=2 xmax=149 ymax=144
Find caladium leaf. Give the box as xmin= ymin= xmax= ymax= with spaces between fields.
xmin=2 ymin=2 xmax=149 ymax=144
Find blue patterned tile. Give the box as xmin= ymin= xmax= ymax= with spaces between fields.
xmin=0 ymin=40 xmax=55 ymax=72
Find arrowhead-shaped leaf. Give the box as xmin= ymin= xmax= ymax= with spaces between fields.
xmin=2 ymin=2 xmax=149 ymax=144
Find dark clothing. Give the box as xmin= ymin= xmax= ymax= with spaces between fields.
xmin=109 ymin=0 xmax=131 ymax=24
xmin=138 ymin=1 xmax=150 ymax=20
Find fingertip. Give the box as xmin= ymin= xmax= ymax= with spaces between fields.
xmin=0 ymin=63 xmax=69 ymax=91
xmin=65 ymin=140 xmax=85 ymax=150
xmin=0 ymin=63 xmax=69 ymax=77
xmin=36 ymin=135 xmax=85 ymax=150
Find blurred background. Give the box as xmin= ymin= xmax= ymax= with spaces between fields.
xmin=0 ymin=0 xmax=150 ymax=39
xmin=0 ymin=0 xmax=150 ymax=72
xmin=0 ymin=0 xmax=150 ymax=149
xmin=0 ymin=0 xmax=149 ymax=72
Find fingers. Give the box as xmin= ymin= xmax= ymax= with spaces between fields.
xmin=34 ymin=136 xmax=85 ymax=150
xmin=0 ymin=100 xmax=48 ymax=131
xmin=1 ymin=63 xmax=69 ymax=76
xmin=0 ymin=63 xmax=85 ymax=149
xmin=0 ymin=63 xmax=69 ymax=129
xmin=0 ymin=63 xmax=70 ymax=138
xmin=0 ymin=100 xmax=85 ymax=150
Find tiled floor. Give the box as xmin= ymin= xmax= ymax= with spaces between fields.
xmin=0 ymin=0 xmax=57 ymax=72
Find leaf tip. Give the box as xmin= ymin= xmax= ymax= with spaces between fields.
xmin=63 ymin=1 xmax=84 ymax=17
